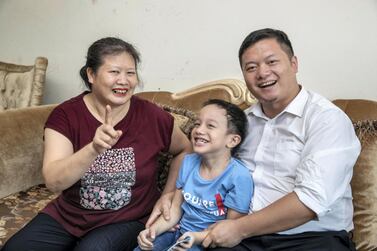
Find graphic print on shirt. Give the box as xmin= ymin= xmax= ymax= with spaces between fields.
xmin=182 ymin=190 xmax=227 ymax=217
xmin=80 ymin=147 xmax=136 ymax=210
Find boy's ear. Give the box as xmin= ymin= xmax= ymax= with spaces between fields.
xmin=227 ymin=134 xmax=241 ymax=149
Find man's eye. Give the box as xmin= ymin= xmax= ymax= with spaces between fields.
xmin=127 ymin=71 xmax=136 ymax=75
xmin=246 ymin=66 xmax=257 ymax=72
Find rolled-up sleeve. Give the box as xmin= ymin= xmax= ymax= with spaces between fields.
xmin=294 ymin=109 xmax=361 ymax=217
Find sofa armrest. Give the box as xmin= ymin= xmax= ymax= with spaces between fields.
xmin=0 ymin=104 xmax=56 ymax=199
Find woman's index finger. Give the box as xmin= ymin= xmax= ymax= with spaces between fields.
xmin=104 ymin=105 xmax=113 ymax=126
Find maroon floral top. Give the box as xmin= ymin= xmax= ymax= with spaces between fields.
xmin=42 ymin=93 xmax=173 ymax=237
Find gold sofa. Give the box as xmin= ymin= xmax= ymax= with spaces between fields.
xmin=0 ymin=79 xmax=376 ymax=251
xmin=0 ymin=57 xmax=48 ymax=111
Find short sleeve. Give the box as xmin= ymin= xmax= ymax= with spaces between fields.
xmin=44 ymin=104 xmax=73 ymax=142
xmin=142 ymin=100 xmax=174 ymax=153
xmin=176 ymin=154 xmax=198 ymax=189
xmin=224 ymin=160 xmax=253 ymax=214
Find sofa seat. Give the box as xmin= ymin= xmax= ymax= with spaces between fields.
xmin=0 ymin=185 xmax=56 ymax=243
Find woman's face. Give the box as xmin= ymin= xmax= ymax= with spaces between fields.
xmin=87 ymin=52 xmax=138 ymax=107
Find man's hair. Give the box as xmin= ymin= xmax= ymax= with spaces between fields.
xmin=238 ymin=28 xmax=294 ymax=65
xmin=202 ymin=99 xmax=248 ymax=156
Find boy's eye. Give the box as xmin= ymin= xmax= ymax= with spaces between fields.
xmin=110 ymin=70 xmax=120 ymax=74
xmin=193 ymin=122 xmax=200 ymax=127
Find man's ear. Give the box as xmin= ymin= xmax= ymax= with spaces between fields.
xmin=226 ymin=134 xmax=241 ymax=149
xmin=291 ymin=55 xmax=298 ymax=73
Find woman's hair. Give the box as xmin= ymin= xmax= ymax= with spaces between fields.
xmin=79 ymin=37 xmax=141 ymax=90
xmin=202 ymin=99 xmax=248 ymax=156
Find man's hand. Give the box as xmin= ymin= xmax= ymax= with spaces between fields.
xmin=202 ymin=219 xmax=243 ymax=248
xmin=92 ymin=105 xmax=122 ymax=154
xmin=146 ymin=192 xmax=174 ymax=228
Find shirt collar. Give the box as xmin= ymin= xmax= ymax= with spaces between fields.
xmin=246 ymin=85 xmax=309 ymax=119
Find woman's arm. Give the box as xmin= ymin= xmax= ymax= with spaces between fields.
xmin=43 ymin=105 xmax=122 ymax=193
xmin=163 ymin=122 xmax=192 ymax=195
xmin=146 ymin=122 xmax=191 ymax=226
xmin=151 ymin=189 xmax=184 ymax=235
xmin=137 ymin=189 xmax=185 ymax=249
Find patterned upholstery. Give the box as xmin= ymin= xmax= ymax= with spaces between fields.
xmin=0 ymin=57 xmax=48 ymax=111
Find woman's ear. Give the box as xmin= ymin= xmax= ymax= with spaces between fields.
xmin=87 ymin=67 xmax=95 ymax=84
xmin=226 ymin=134 xmax=241 ymax=149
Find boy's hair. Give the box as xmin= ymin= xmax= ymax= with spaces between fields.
xmin=202 ymin=99 xmax=248 ymax=156
xmin=238 ymin=28 xmax=294 ymax=66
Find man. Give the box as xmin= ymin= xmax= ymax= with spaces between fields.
xmin=201 ymin=28 xmax=361 ymax=250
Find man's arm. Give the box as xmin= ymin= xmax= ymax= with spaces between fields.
xmin=203 ymin=192 xmax=315 ymax=248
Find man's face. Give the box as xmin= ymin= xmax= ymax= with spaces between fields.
xmin=240 ymin=38 xmax=299 ymax=117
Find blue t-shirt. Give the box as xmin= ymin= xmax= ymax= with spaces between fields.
xmin=176 ymin=153 xmax=253 ymax=233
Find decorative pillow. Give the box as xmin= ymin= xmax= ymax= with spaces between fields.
xmin=351 ymin=120 xmax=377 ymax=251
xmin=0 ymin=69 xmax=34 ymax=110
xmin=157 ymin=104 xmax=196 ymax=191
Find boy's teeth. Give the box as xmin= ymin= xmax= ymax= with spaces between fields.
xmin=196 ymin=138 xmax=208 ymax=143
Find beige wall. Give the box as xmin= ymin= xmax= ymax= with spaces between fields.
xmin=0 ymin=0 xmax=376 ymax=104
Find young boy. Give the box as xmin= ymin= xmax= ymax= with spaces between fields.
xmin=135 ymin=99 xmax=253 ymax=251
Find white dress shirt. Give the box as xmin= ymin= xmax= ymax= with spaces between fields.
xmin=239 ymin=87 xmax=361 ymax=234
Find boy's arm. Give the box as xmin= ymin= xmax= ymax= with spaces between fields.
xmin=149 ymin=188 xmax=184 ymax=236
xmin=226 ymin=208 xmax=248 ymax=219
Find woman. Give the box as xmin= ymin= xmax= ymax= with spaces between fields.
xmin=2 ymin=37 xmax=191 ymax=251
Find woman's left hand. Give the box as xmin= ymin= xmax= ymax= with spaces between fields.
xmin=146 ymin=192 xmax=174 ymax=227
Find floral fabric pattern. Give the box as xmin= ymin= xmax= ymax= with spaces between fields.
xmin=80 ymin=147 xmax=136 ymax=210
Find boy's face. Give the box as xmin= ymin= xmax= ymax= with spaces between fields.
xmin=191 ymin=104 xmax=239 ymax=158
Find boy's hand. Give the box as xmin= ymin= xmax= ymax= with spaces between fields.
xmin=173 ymin=233 xmax=194 ymax=250
xmin=137 ymin=228 xmax=156 ymax=250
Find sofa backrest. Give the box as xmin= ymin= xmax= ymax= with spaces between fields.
xmin=0 ymin=57 xmax=48 ymax=111
xmin=0 ymin=104 xmax=56 ymax=198
xmin=333 ymin=99 xmax=377 ymax=251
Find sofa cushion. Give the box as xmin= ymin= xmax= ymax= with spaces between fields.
xmin=352 ymin=120 xmax=377 ymax=251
